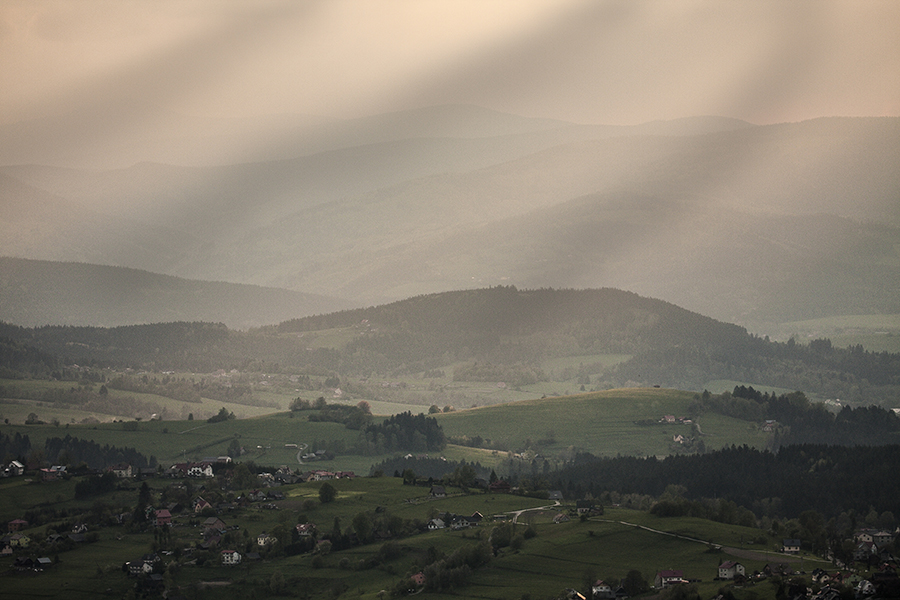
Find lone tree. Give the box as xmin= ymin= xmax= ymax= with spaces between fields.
xmin=319 ymin=482 xmax=337 ymax=504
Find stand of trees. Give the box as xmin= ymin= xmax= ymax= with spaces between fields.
xmin=355 ymin=412 xmax=446 ymax=455
xmin=692 ymin=387 xmax=900 ymax=446
xmin=553 ymin=443 xmax=900 ymax=523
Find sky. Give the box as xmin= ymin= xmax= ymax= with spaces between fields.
xmin=2 ymin=0 xmax=899 ymax=128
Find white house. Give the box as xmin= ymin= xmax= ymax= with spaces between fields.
xmin=427 ymin=518 xmax=445 ymax=530
xmin=593 ymin=580 xmax=615 ymax=599
xmin=188 ymin=462 xmax=214 ymax=478
xmin=718 ymin=561 xmax=746 ymax=580
xmin=655 ymin=570 xmax=686 ymax=589
xmin=221 ymin=549 xmax=241 ymax=565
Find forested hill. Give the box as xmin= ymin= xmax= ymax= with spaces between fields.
xmin=2 ymin=287 xmax=899 ymax=406
xmin=274 ymin=286 xmax=751 ymax=356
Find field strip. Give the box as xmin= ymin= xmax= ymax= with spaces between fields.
xmin=598 ymin=519 xmax=828 ymax=564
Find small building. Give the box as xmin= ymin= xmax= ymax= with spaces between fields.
xmin=783 ymin=539 xmax=801 ymax=554
xmin=202 ymin=517 xmax=226 ymax=533
xmin=719 ymin=561 xmax=746 ymax=580
xmin=8 ymin=519 xmax=28 ymax=533
xmin=427 ymin=518 xmax=445 ymax=530
xmin=109 ymin=463 xmax=133 ymax=478
xmin=188 ymin=462 xmax=214 ymax=478
xmin=489 ymin=480 xmax=511 ymax=493
xmin=655 ymin=570 xmax=686 ymax=589
xmin=6 ymin=461 xmax=25 ymax=477
xmin=593 ymin=580 xmax=616 ymax=599
xmin=430 ymin=485 xmax=446 ymax=498
xmin=153 ymin=509 xmax=172 ymax=527
xmin=257 ymin=532 xmax=277 ymax=547
xmin=221 ymin=549 xmax=241 ymax=565
xmin=295 ymin=523 xmax=316 ymax=537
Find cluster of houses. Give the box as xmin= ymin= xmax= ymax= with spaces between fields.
xmin=660 ymin=415 xmax=693 ymax=425
xmin=3 ymin=518 xmax=93 ymax=558
xmin=848 ymin=528 xmax=896 ymax=564
xmin=563 ymin=580 xmax=630 ymax=600
xmin=426 ymin=511 xmax=488 ymax=531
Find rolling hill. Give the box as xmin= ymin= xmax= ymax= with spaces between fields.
xmin=3 ymin=287 xmax=898 ymax=410
xmin=2 ymin=106 xmax=897 ymax=332
xmin=0 ymin=257 xmax=354 ymax=329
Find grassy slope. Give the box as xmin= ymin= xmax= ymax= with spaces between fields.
xmin=2 ymin=388 xmax=775 ymax=475
xmin=436 ymin=388 xmax=771 ymax=457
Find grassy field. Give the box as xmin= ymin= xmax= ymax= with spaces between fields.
xmin=0 ymin=472 xmax=824 ymax=600
xmin=436 ymin=388 xmax=773 ymax=458
xmin=769 ymin=314 xmax=900 ymax=353
xmin=2 ymin=387 xmax=777 ymax=475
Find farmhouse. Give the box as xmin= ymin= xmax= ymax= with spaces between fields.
xmin=593 ymin=580 xmax=615 ymax=599
xmin=193 ymin=497 xmax=213 ymax=513
xmin=188 ymin=462 xmax=214 ymax=478
xmin=202 ymin=517 xmax=226 ymax=534
xmin=153 ymin=509 xmax=172 ymax=527
xmin=257 ymin=532 xmax=277 ymax=547
xmin=430 ymin=485 xmax=446 ymax=498
xmin=782 ymin=539 xmax=801 ymax=554
xmin=655 ymin=570 xmax=687 ymax=589
xmin=109 ymin=463 xmax=133 ymax=478
xmin=8 ymin=519 xmax=28 ymax=532
xmin=221 ymin=549 xmax=241 ymax=565
xmin=295 ymin=523 xmax=316 ymax=537
xmin=6 ymin=460 xmax=25 ymax=477
xmin=489 ymin=480 xmax=511 ymax=493
xmin=718 ymin=561 xmax=746 ymax=580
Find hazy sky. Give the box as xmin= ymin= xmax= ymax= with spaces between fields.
xmin=2 ymin=0 xmax=899 ymax=126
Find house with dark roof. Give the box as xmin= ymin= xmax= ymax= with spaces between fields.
xmin=718 ymin=561 xmax=745 ymax=580
xmin=153 ymin=509 xmax=172 ymax=527
xmin=655 ymin=570 xmax=686 ymax=589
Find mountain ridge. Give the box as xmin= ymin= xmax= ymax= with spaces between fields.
xmin=0 ymin=257 xmax=355 ymax=329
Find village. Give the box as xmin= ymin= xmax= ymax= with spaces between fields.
xmin=3 ymin=456 xmax=899 ymax=599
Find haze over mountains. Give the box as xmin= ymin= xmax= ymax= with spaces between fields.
xmin=1 ymin=104 xmax=898 ymax=332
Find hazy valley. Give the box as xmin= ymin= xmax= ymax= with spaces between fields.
xmin=2 ymin=106 xmax=900 ymax=600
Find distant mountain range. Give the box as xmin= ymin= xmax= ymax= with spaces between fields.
xmin=0 ymin=257 xmax=353 ymax=329
xmin=1 ymin=105 xmax=897 ymax=331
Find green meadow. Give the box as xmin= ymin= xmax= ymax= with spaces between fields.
xmin=436 ymin=388 xmax=772 ymax=457
xmin=1 ymin=387 xmax=777 ymax=474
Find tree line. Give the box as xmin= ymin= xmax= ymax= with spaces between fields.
xmin=0 ymin=431 xmax=154 ymax=471
xmin=551 ymin=443 xmax=900 ymax=523
xmin=691 ymin=386 xmax=900 ymax=446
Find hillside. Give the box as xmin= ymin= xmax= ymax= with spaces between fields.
xmin=0 ymin=257 xmax=354 ymax=329
xmin=1 ymin=108 xmax=897 ymax=331
xmin=2 ymin=287 xmax=899 ymax=412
